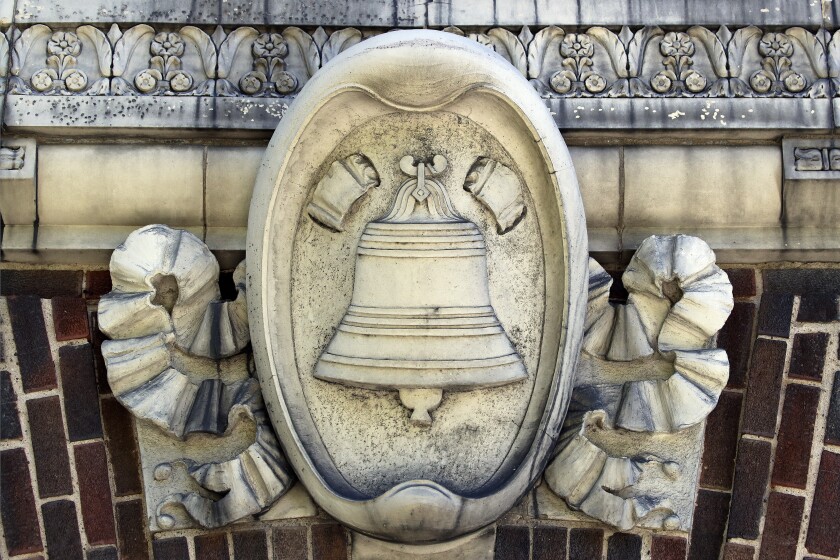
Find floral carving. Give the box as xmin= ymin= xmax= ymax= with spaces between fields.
xmin=133 ymin=31 xmax=194 ymax=94
xmin=749 ymin=32 xmax=807 ymax=95
xmin=30 ymin=31 xmax=88 ymax=93
xmin=650 ymin=32 xmax=707 ymax=95
xmin=549 ymin=33 xmax=607 ymax=95
xmin=239 ymin=32 xmax=298 ymax=95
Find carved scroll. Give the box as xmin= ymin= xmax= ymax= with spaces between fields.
xmin=307 ymin=153 xmax=379 ymax=231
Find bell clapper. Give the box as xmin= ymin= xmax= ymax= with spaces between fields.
xmin=399 ymin=388 xmax=444 ymax=428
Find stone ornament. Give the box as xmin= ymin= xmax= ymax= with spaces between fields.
xmin=247 ymin=29 xmax=588 ymax=548
xmin=97 ymin=225 xmax=294 ymax=530
xmin=307 ymin=153 xmax=380 ymax=231
xmin=543 ymin=235 xmax=733 ymax=531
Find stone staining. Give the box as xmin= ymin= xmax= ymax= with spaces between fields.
xmin=98 ymin=225 xmax=293 ymax=530
xmin=314 ymin=155 xmax=526 ymax=426
xmin=544 ymin=235 xmax=734 ymax=531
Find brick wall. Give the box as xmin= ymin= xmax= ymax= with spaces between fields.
xmin=1 ymin=266 xmax=839 ymax=560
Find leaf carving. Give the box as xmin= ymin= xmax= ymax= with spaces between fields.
xmin=181 ymin=26 xmax=217 ymax=78
xmin=527 ymin=25 xmax=564 ymax=80
xmin=727 ymin=26 xmax=762 ymax=78
xmin=829 ymin=30 xmax=840 ymax=78
xmin=626 ymin=26 xmax=663 ymax=78
xmin=282 ymin=27 xmax=319 ymax=81
xmin=12 ymin=24 xmax=52 ymax=76
xmin=486 ymin=28 xmax=527 ymax=76
xmin=687 ymin=26 xmax=728 ymax=78
xmin=0 ymin=33 xmax=8 ymax=76
xmin=587 ymin=27 xmax=630 ymax=79
xmin=217 ymin=26 xmax=258 ymax=79
xmin=322 ymin=28 xmax=362 ymax=66
xmin=787 ymin=27 xmax=828 ymax=79
xmin=77 ymin=25 xmax=113 ymax=77
xmin=112 ymin=24 xmax=155 ymax=77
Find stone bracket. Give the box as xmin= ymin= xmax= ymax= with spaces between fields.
xmin=0 ymin=137 xmax=37 ymax=227
xmin=782 ymin=137 xmax=840 ymax=227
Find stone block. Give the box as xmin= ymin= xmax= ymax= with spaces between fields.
xmin=568 ymin=147 xmax=620 ymax=229
xmin=0 ymin=448 xmax=43 ymax=555
xmin=205 ymin=146 xmax=264 ymax=228
xmin=727 ymin=438 xmax=771 ymax=539
xmin=38 ymin=144 xmax=204 ymax=227
xmin=624 ymin=146 xmax=781 ymax=229
xmin=806 ymin=451 xmax=840 ymax=557
xmin=27 ymin=396 xmax=73 ymax=498
xmin=782 ymin=138 xmax=840 ymax=227
xmin=687 ymin=489 xmax=730 ymax=560
xmin=771 ymin=384 xmax=820 ymax=489
xmin=74 ymin=442 xmax=117 ymax=546
xmin=758 ymin=492 xmax=805 ymax=560
xmin=0 ymin=137 xmax=37 ymax=226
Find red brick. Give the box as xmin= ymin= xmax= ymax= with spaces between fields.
xmin=0 ymin=448 xmax=43 ymax=555
xmin=533 ymin=526 xmax=567 ymax=560
xmin=27 ymin=396 xmax=73 ymax=498
xmin=719 ymin=303 xmax=756 ymax=389
xmin=311 ymin=524 xmax=348 ymax=560
xmin=153 ymin=536 xmax=188 ymax=560
xmin=271 ymin=527 xmax=305 ymax=560
xmin=570 ymin=528 xmax=603 ymax=560
xmin=8 ymin=296 xmax=56 ymax=392
xmin=758 ymin=492 xmax=805 ymax=560
xmin=725 ymin=269 xmax=757 ymax=298
xmin=42 ymin=500 xmax=84 ymax=560
xmin=772 ymin=383 xmax=820 ymax=489
xmin=723 ymin=543 xmax=754 ymax=560
xmin=727 ymin=438 xmax=771 ymax=539
xmin=51 ymin=297 xmax=90 ymax=341
xmin=74 ymin=442 xmax=116 ymax=545
xmin=688 ymin=489 xmax=730 ymax=560
xmin=607 ymin=533 xmax=641 ymax=560
xmin=59 ymin=344 xmax=103 ymax=441
xmin=1 ymin=270 xmax=83 ymax=298
xmin=116 ymin=499 xmax=149 ymax=560
xmin=101 ymin=397 xmax=142 ymax=496
xmin=651 ymin=536 xmax=686 ymax=560
xmin=84 ymin=270 xmax=112 ymax=300
xmin=1 ymin=370 xmax=22 ymax=439
xmin=806 ymin=451 xmax=840 ymax=556
xmin=789 ymin=332 xmax=829 ymax=381
xmin=232 ymin=529 xmax=267 ymax=560
xmin=742 ymin=339 xmax=786 ymax=437
xmin=756 ymin=293 xmax=794 ymax=338
xmin=701 ymin=390 xmax=742 ymax=489
xmin=495 ymin=525 xmax=528 ymax=560
xmin=797 ymin=293 xmax=839 ymax=322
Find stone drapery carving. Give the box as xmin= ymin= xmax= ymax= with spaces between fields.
xmin=97 ymin=224 xmax=293 ymax=530
xmin=4 ymin=24 xmax=839 ymax=99
xmin=544 ymin=235 xmax=733 ymax=531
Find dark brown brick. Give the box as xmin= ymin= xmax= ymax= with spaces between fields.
xmin=533 ymin=526 xmax=566 ymax=560
xmin=742 ymin=339 xmax=786 ymax=437
xmin=1 ymin=270 xmax=83 ymax=298
xmin=89 ymin=314 xmax=110 ymax=395
xmin=116 ymin=499 xmax=149 ymax=560
xmin=723 ymin=543 xmax=755 ymax=560
xmin=59 ymin=344 xmax=103 ymax=441
xmin=763 ymin=269 xmax=840 ymax=294
xmin=826 ymin=372 xmax=840 ymax=445
xmin=27 ymin=396 xmax=73 ymax=498
xmin=8 ymin=296 xmax=56 ymax=392
xmin=0 ymin=448 xmax=43 ymax=555
xmin=607 ymin=533 xmax=641 ymax=560
xmin=789 ymin=332 xmax=829 ymax=381
xmin=719 ymin=302 xmax=756 ymax=389
xmin=42 ymin=500 xmax=84 ymax=560
xmin=232 ymin=529 xmax=267 ymax=560
xmin=701 ymin=390 xmax=742 ymax=490
xmin=87 ymin=546 xmax=119 ymax=560
xmin=1 ymin=370 xmax=22 ymax=439
xmin=52 ymin=297 xmax=90 ymax=341
xmin=495 ymin=525 xmax=528 ymax=560
xmin=651 ymin=536 xmax=686 ymax=560
xmin=688 ymin=489 xmax=730 ymax=560
xmin=772 ymin=383 xmax=820 ymax=489
xmin=725 ymin=269 xmax=757 ymax=298
xmin=797 ymin=293 xmax=839 ymax=322
xmin=311 ymin=524 xmax=347 ymax=560
xmin=570 ymin=528 xmax=603 ymax=560
xmin=758 ymin=492 xmax=805 ymax=560
xmin=101 ymin=397 xmax=142 ymax=496
xmin=74 ymin=442 xmax=116 ymax=546
xmin=756 ymin=293 xmax=794 ymax=338
xmin=84 ymin=271 xmax=112 ymax=300
xmin=806 ymin=451 xmax=840 ymax=556
xmin=271 ymin=526 xmax=305 ymax=560
xmin=153 ymin=537 xmax=189 ymax=560
xmin=727 ymin=438 xmax=771 ymax=539
xmin=195 ymin=533 xmax=230 ymax=560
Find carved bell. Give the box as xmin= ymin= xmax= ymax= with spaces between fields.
xmin=315 ymin=155 xmax=526 ymax=426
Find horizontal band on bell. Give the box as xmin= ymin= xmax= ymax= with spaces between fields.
xmin=346 ymin=305 xmax=497 ymax=318
xmin=365 ymin=222 xmax=478 ymax=234
xmin=358 ymin=238 xmax=486 ymax=251
xmin=337 ymin=324 xmax=506 ymax=336
xmin=356 ymin=248 xmax=487 ymax=258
